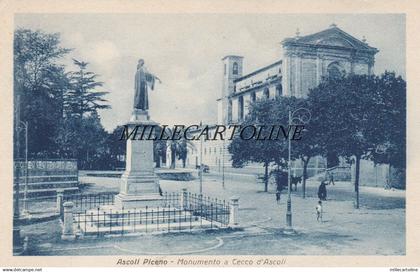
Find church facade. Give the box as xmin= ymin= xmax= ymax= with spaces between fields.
xmin=218 ymin=24 xmax=378 ymax=125
xmin=175 ymin=24 xmax=385 ymax=182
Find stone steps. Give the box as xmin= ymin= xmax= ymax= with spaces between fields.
xmin=76 ymin=208 xmax=198 ymax=227
xmin=76 ymin=218 xmax=223 ymax=236
xmin=73 ymin=207 xmax=224 ymax=236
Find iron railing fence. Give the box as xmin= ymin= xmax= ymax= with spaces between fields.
xmin=72 ymin=205 xmax=212 ymax=236
xmin=162 ymin=192 xmax=181 ymax=209
xmin=60 ymin=191 xmax=231 ymax=236
xmin=187 ymin=193 xmax=230 ymax=225
xmin=63 ymin=192 xmax=117 ymax=212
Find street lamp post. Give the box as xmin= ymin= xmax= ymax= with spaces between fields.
xmin=13 ymin=94 xmax=24 ymax=254
xmin=13 ymin=162 xmax=24 ymax=254
xmin=286 ymin=110 xmax=292 ymax=229
xmin=285 ymin=107 xmax=311 ymax=232
xmin=19 ymin=121 xmax=29 ymax=216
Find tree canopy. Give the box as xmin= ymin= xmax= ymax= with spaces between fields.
xmin=14 ymin=28 xmax=112 ymax=169
xmin=307 ymin=72 xmax=406 ymax=206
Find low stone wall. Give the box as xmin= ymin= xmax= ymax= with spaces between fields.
xmin=14 ymin=159 xmax=79 ymax=198
xmin=84 ymin=169 xmax=196 ymax=181
xmin=156 ymin=169 xmax=196 ymax=181
xmin=351 ymin=160 xmax=405 ymax=189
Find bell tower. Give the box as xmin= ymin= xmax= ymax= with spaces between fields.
xmin=218 ymin=55 xmax=243 ymax=125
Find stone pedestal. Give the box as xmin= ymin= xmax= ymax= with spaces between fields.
xmin=114 ymin=110 xmax=163 ymax=209
xmin=229 ymin=196 xmax=240 ymax=228
xmin=61 ymin=201 xmax=76 ymax=241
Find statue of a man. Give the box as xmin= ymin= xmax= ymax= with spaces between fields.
xmin=133 ymin=59 xmax=161 ymax=111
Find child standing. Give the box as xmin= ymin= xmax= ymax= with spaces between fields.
xmin=316 ymin=200 xmax=323 ymax=222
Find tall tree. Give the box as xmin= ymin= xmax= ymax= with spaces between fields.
xmin=56 ymin=59 xmax=111 ymax=167
xmin=65 ymin=59 xmax=110 ymax=118
xmin=365 ymin=72 xmax=406 ymax=188
xmin=228 ymin=97 xmax=304 ymax=192
xmin=153 ymin=126 xmax=168 ymax=168
xmin=292 ymin=99 xmax=323 ymax=198
xmin=162 ymin=127 xmax=195 ymax=169
xmin=78 ymin=112 xmax=110 ymax=169
xmin=307 ymin=73 xmax=404 ymax=208
xmin=14 ymin=29 xmax=71 ymax=158
xmin=108 ymin=125 xmax=127 ymax=169
xmin=229 ymin=126 xmax=280 ymax=192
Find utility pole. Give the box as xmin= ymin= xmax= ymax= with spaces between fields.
xmin=13 ymin=94 xmax=23 ymax=254
xmin=20 ymin=121 xmax=29 ymax=216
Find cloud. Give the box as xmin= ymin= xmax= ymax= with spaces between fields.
xmin=66 ymin=31 xmax=84 ymax=46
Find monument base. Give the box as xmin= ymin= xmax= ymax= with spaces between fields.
xmin=130 ymin=109 xmax=150 ymax=122
xmin=115 ymin=169 xmax=164 ymax=209
xmin=114 ymin=193 xmax=164 ymax=209
xmin=115 ymin=109 xmax=163 ymax=209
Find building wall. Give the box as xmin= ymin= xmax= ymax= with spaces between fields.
xmin=283 ymin=50 xmax=367 ymax=98
xmin=301 ymin=57 xmax=317 ymax=96
xmin=353 ymin=62 xmax=370 ymax=75
xmin=228 ymin=63 xmax=282 ymax=122
xmin=217 ymin=100 xmax=223 ymax=126
xmin=234 ymin=64 xmax=281 ymax=92
xmin=243 ymin=93 xmax=251 ymax=116
xmin=282 ymin=30 xmax=376 ymax=98
xmin=231 ymin=97 xmax=239 ymax=123
xmin=351 ymin=159 xmax=389 ymax=187
xmin=181 ymin=27 xmax=386 ymax=185
xmin=218 ymin=56 xmax=244 ymax=125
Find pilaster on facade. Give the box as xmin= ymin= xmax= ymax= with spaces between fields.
xmin=295 ymin=53 xmax=303 ymax=98
xmin=316 ymin=54 xmax=324 ymax=86
xmin=282 ymin=53 xmax=291 ymax=97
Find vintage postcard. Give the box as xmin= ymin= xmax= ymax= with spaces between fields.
xmin=0 ymin=0 xmax=419 ymax=269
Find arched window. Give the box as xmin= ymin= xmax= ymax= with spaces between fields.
xmin=251 ymin=92 xmax=256 ymax=103
xmin=228 ymin=100 xmax=233 ymax=123
xmin=276 ymin=84 xmax=282 ymax=97
xmin=263 ymin=88 xmax=269 ymax=99
xmin=233 ymin=62 xmax=239 ymax=75
xmin=327 ymin=62 xmax=343 ymax=80
xmin=238 ymin=96 xmax=244 ymax=121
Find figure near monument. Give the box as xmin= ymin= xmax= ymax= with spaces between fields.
xmin=133 ymin=59 xmax=162 ymax=111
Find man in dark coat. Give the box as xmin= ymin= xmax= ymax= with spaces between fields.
xmin=318 ymin=181 xmax=327 ymax=200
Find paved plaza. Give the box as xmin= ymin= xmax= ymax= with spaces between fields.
xmin=20 ymin=170 xmax=405 ymax=256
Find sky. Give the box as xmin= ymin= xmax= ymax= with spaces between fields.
xmin=15 ymin=14 xmax=405 ymax=131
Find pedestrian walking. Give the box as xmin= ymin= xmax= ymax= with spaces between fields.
xmin=316 ymin=200 xmax=323 ymax=222
xmin=276 ymin=188 xmax=281 ymax=204
xmin=318 ymin=181 xmax=327 ymax=200
xmin=328 ymin=172 xmax=335 ymax=185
